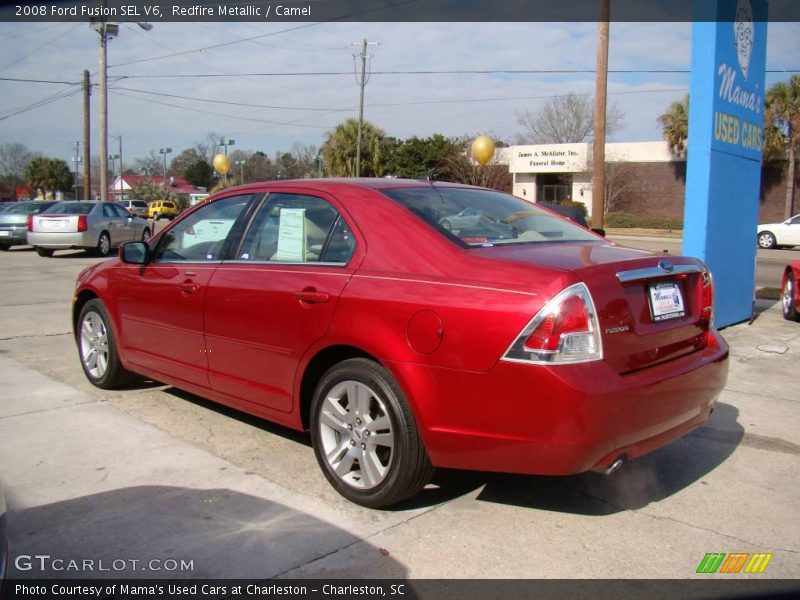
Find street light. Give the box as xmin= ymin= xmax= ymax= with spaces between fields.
xmin=218 ymin=138 xmax=235 ymax=156
xmin=159 ymin=147 xmax=172 ymax=186
xmin=71 ymin=155 xmax=82 ymax=199
xmin=109 ymin=133 xmax=123 ymax=200
xmin=108 ymin=153 xmax=119 ymax=200
xmin=92 ymin=7 xmax=152 ymax=201
xmin=234 ymin=160 xmax=246 ymax=185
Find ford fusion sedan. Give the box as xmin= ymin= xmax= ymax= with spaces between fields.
xmin=0 ymin=201 xmax=56 ymax=250
xmin=28 ymin=201 xmax=151 ymax=257
xmin=757 ymin=214 xmax=800 ymax=249
xmin=72 ymin=179 xmax=729 ymax=507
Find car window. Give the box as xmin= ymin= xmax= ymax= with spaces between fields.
xmin=4 ymin=202 xmax=33 ymax=214
xmin=102 ymin=204 xmax=117 ymax=217
xmin=132 ymin=201 xmax=147 ymax=208
xmin=382 ymin=186 xmax=598 ymax=247
xmin=153 ymin=194 xmax=252 ymax=262
xmin=44 ymin=202 xmax=95 ymax=215
xmin=789 ymin=215 xmax=800 ymax=225
xmin=163 ymin=202 xmax=175 ymax=209
xmin=112 ymin=204 xmax=130 ymax=218
xmin=237 ymin=193 xmax=345 ymax=263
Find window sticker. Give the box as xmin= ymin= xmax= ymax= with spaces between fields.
xmin=275 ymin=208 xmax=306 ymax=261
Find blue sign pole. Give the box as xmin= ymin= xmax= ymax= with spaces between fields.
xmin=684 ymin=0 xmax=768 ymax=327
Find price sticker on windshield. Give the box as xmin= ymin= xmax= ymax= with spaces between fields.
xmin=648 ymin=281 xmax=685 ymax=322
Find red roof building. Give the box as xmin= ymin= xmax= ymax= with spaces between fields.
xmin=109 ymin=174 xmax=203 ymax=200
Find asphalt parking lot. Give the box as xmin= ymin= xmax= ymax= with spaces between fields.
xmin=0 ymin=242 xmax=798 ymax=581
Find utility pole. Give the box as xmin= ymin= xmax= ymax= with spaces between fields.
xmin=352 ymin=38 xmax=380 ymax=177
xmin=82 ymin=70 xmax=91 ymax=199
xmin=72 ymin=141 xmax=82 ymax=199
xmin=591 ymin=0 xmax=610 ymax=231
xmin=98 ymin=16 xmax=109 ymax=201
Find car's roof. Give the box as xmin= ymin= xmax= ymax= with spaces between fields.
xmin=212 ymin=177 xmax=477 ymax=196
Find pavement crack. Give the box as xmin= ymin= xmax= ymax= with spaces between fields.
xmin=0 ymin=398 xmax=100 ymax=419
xmin=0 ymin=331 xmax=71 ymax=341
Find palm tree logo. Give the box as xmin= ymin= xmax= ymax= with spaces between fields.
xmin=734 ymin=0 xmax=754 ymax=80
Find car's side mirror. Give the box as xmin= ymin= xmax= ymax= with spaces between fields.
xmin=592 ymin=228 xmax=606 ymax=237
xmin=120 ymin=241 xmax=149 ymax=264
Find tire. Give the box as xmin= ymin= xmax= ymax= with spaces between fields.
xmin=310 ymin=358 xmax=434 ymax=508
xmin=757 ymin=231 xmax=777 ymax=249
xmin=0 ymin=245 xmax=9 ymax=251
xmin=96 ymin=232 xmax=111 ymax=257
xmin=153 ymin=213 xmax=160 ymax=221
xmin=35 ymin=247 xmax=54 ymax=257
xmin=142 ymin=228 xmax=151 ymax=243
xmin=77 ymin=299 xmax=134 ymax=389
xmin=440 ymin=219 xmax=453 ymax=231
xmin=782 ymin=269 xmax=799 ymax=321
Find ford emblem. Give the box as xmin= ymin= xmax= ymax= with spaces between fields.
xmin=658 ymin=260 xmax=674 ymax=272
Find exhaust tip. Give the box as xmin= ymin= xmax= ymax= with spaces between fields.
xmin=592 ymin=455 xmax=626 ymax=476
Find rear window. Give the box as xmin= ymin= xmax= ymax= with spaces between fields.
xmin=381 ymin=186 xmax=598 ymax=247
xmin=4 ymin=202 xmax=52 ymax=215
xmin=43 ymin=202 xmax=95 ymax=215
xmin=163 ymin=202 xmax=175 ymax=209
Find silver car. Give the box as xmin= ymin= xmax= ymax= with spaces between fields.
xmin=0 ymin=201 xmax=57 ymax=250
xmin=28 ymin=201 xmax=151 ymax=257
xmin=117 ymin=198 xmax=149 ymax=218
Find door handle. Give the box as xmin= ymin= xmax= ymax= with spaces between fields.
xmin=293 ymin=290 xmax=330 ymax=304
xmin=180 ymin=282 xmax=201 ymax=294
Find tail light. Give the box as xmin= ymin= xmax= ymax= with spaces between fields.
xmin=26 ymin=215 xmax=33 ymax=231
xmin=77 ymin=215 xmax=87 ymax=232
xmin=701 ymin=270 xmax=714 ymax=326
xmin=503 ymin=282 xmax=603 ymax=364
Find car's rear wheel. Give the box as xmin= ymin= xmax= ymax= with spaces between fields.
xmin=782 ymin=269 xmax=799 ymax=321
xmin=757 ymin=231 xmax=776 ymax=249
xmin=310 ymin=358 xmax=434 ymax=508
xmin=96 ymin=232 xmax=111 ymax=256
xmin=142 ymin=228 xmax=151 ymax=243
xmin=0 ymin=245 xmax=9 ymax=251
xmin=77 ymin=299 xmax=134 ymax=389
xmin=35 ymin=247 xmax=53 ymax=257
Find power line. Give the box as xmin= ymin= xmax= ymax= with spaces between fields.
xmin=0 ymin=76 xmax=79 ymax=84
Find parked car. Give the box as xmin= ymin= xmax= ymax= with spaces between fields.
xmin=28 ymin=201 xmax=151 ymax=257
xmin=72 ymin=179 xmax=728 ymax=508
xmin=0 ymin=201 xmax=57 ymax=250
xmin=148 ymin=200 xmax=178 ymax=220
xmin=757 ymin=214 xmax=800 ymax=249
xmin=781 ymin=260 xmax=800 ymax=321
xmin=0 ymin=483 xmax=7 ymax=589
xmin=117 ymin=199 xmax=149 ymax=218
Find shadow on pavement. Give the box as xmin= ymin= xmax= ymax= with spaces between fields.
xmin=5 ymin=485 xmax=408 ymax=579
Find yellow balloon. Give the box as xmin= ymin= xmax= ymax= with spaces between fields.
xmin=213 ymin=153 xmax=230 ymax=175
xmin=471 ymin=135 xmax=495 ymax=166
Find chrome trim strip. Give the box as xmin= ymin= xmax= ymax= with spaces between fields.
xmin=616 ymin=263 xmax=702 ymax=283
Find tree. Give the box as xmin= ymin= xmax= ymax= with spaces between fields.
xmin=132 ymin=150 xmax=163 ymax=177
xmin=130 ymin=180 xmax=177 ymax=205
xmin=516 ymin=93 xmax=624 ymax=144
xmin=0 ymin=142 xmax=37 ymax=193
xmin=244 ymin=151 xmax=275 ymax=182
xmin=389 ymin=134 xmax=458 ymax=179
xmin=321 ymin=119 xmax=388 ymax=177
xmin=184 ymin=159 xmax=213 ymax=189
xmin=764 ymin=76 xmax=800 ymax=218
xmin=24 ymin=157 xmax=73 ymax=198
xmin=658 ymin=95 xmax=690 ymax=159
xmin=169 ymin=148 xmax=206 ymax=179
xmin=443 ymin=137 xmax=512 ymax=191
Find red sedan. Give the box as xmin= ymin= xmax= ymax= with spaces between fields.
xmin=782 ymin=260 xmax=800 ymax=321
xmin=72 ymin=179 xmax=729 ymax=507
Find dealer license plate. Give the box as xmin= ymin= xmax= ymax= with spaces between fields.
xmin=0 ymin=231 xmax=9 ymax=237
xmin=648 ymin=281 xmax=685 ymax=322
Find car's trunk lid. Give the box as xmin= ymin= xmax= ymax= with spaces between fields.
xmin=471 ymin=242 xmax=712 ymax=374
xmin=33 ymin=214 xmax=81 ymax=233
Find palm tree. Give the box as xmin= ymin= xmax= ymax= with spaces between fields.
xmin=322 ymin=119 xmax=387 ymax=177
xmin=658 ymin=95 xmax=690 ymax=159
xmin=764 ymin=75 xmax=800 ymax=219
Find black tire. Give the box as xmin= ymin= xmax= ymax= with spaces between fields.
xmin=142 ymin=228 xmax=151 ymax=243
xmin=0 ymin=245 xmax=9 ymax=251
xmin=782 ymin=269 xmax=799 ymax=321
xmin=310 ymin=358 xmax=434 ymax=508
xmin=757 ymin=231 xmax=776 ymax=249
xmin=96 ymin=232 xmax=111 ymax=256
xmin=76 ymin=299 xmax=134 ymax=389
xmin=35 ymin=247 xmax=54 ymax=257
xmin=440 ymin=219 xmax=453 ymax=231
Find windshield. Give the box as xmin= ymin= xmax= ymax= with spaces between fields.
xmin=44 ymin=202 xmax=95 ymax=215
xmin=382 ymin=186 xmax=599 ymax=247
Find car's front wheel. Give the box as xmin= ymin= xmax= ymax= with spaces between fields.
xmin=310 ymin=358 xmax=434 ymax=508
xmin=757 ymin=231 xmax=777 ymax=249
xmin=77 ymin=299 xmax=134 ymax=389
xmin=782 ymin=269 xmax=799 ymax=321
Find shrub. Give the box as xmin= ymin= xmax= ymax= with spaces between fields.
xmin=605 ymin=211 xmax=683 ymax=230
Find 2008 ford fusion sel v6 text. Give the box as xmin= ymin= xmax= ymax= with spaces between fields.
xmin=71 ymin=179 xmax=728 ymax=507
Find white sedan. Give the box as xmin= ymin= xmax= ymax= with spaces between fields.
xmin=757 ymin=214 xmax=800 ymax=249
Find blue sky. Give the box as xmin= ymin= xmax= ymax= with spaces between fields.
xmin=1 ymin=20 xmax=798 ymax=168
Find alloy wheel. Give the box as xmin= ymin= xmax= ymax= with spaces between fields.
xmin=80 ymin=311 xmax=109 ymax=379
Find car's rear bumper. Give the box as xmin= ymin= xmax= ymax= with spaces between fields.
xmin=391 ymin=328 xmax=729 ymax=475
xmin=27 ymin=231 xmax=93 ymax=248
xmin=0 ymin=225 xmax=27 ymax=245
